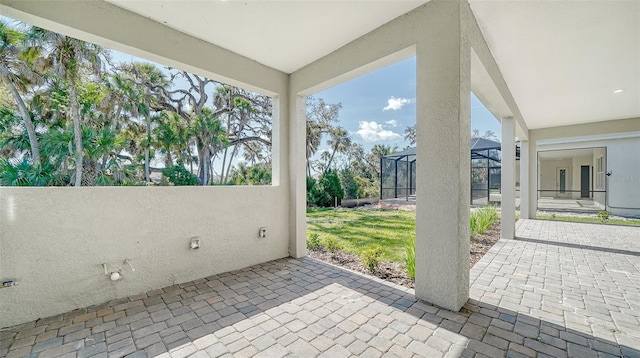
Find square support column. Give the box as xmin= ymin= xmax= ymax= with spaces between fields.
xmin=528 ymin=140 xmax=538 ymax=218
xmin=288 ymin=95 xmax=307 ymax=258
xmin=501 ymin=117 xmax=516 ymax=239
xmin=415 ymin=1 xmax=470 ymax=312
xmin=519 ymin=140 xmax=530 ymax=219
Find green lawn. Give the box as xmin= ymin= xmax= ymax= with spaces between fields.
xmin=536 ymin=215 xmax=640 ymax=227
xmin=306 ymin=208 xmax=415 ymax=263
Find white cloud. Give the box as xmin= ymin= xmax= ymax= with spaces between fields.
xmin=385 ymin=119 xmax=398 ymax=127
xmin=383 ymin=97 xmax=415 ymax=111
xmin=356 ymin=121 xmax=402 ymax=142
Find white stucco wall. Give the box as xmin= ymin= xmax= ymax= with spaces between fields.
xmin=0 ymin=0 xmax=294 ymax=328
xmin=1 ymin=0 xmax=528 ymax=316
xmin=289 ymin=0 xmax=516 ymax=311
xmin=605 ymin=137 xmax=640 ymax=217
xmin=0 ymin=187 xmax=289 ymax=327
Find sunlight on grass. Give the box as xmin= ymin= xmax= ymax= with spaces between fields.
xmin=307 ymin=206 xmax=501 ymax=280
xmin=470 ymin=206 xmax=498 ymax=236
xmin=306 ymin=209 xmax=415 ymax=263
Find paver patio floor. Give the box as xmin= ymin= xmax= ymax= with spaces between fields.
xmin=2 ymin=219 xmax=639 ymax=357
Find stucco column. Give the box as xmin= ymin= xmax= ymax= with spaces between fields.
xmin=501 ymin=117 xmax=516 ymax=239
xmin=528 ymin=139 xmax=538 ymax=218
xmin=519 ymin=140 xmax=530 ymax=219
xmin=288 ymin=95 xmax=306 ymax=258
xmin=415 ymin=1 xmax=470 ymax=312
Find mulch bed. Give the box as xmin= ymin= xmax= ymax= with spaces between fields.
xmin=307 ymin=219 xmax=501 ymax=290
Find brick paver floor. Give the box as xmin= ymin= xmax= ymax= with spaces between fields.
xmin=2 ymin=219 xmax=639 ymax=357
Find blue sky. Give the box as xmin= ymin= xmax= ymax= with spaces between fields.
xmin=5 ymin=15 xmax=500 ymax=157
xmin=313 ymin=56 xmax=501 ymax=153
xmin=108 ymin=51 xmax=500 ymax=155
xmin=83 ymin=43 xmax=502 ymax=156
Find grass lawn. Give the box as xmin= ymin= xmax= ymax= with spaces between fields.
xmin=536 ymin=215 xmax=640 ymax=227
xmin=306 ymin=208 xmax=415 ymax=263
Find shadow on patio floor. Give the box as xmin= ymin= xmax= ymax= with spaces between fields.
xmin=2 ymin=245 xmax=639 ymax=357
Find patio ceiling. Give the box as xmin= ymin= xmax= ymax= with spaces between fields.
xmin=105 ymin=0 xmax=428 ymax=74
xmin=1 ymin=0 xmax=637 ymax=132
xmin=469 ymin=0 xmax=640 ymax=130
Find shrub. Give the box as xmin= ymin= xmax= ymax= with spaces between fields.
xmin=307 ymin=176 xmax=329 ymax=207
xmin=318 ymin=170 xmax=344 ymax=206
xmin=307 ymin=171 xmax=345 ymax=207
xmin=470 ymin=205 xmax=498 ymax=236
xmin=324 ymin=237 xmax=341 ymax=253
xmin=361 ymin=246 xmax=382 ymax=272
xmin=597 ymin=210 xmax=611 ymax=222
xmin=229 ymin=163 xmax=271 ymax=185
xmin=405 ymin=237 xmax=415 ymax=280
xmin=307 ymin=233 xmax=322 ymax=250
xmin=339 ymin=168 xmax=359 ymax=199
xmin=0 ymin=158 xmax=67 ymax=186
xmin=355 ymin=176 xmax=379 ymax=199
xmin=161 ymin=164 xmax=198 ymax=186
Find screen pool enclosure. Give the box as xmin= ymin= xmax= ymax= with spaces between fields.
xmin=380 ymin=138 xmax=519 ymax=204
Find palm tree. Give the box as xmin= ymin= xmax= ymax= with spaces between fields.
xmin=325 ymin=126 xmax=351 ymax=173
xmin=190 ymin=108 xmax=226 ymax=185
xmin=38 ymin=28 xmax=106 ymax=186
xmin=305 ymin=97 xmax=341 ymax=176
xmin=115 ymin=63 xmax=167 ymax=182
xmin=0 ymin=20 xmax=43 ymax=164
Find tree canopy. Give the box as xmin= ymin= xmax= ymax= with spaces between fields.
xmin=0 ymin=19 xmax=273 ymax=186
xmin=0 ymin=18 xmax=404 ymax=199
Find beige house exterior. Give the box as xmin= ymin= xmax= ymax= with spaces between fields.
xmin=0 ymin=0 xmax=638 ymax=327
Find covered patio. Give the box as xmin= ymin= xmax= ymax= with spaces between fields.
xmin=2 ymin=220 xmax=639 ymax=357
xmin=1 ymin=1 xmax=639 ymax=357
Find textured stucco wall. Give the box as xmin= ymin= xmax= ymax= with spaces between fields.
xmin=2 ymin=0 xmax=529 ymax=316
xmin=0 ymin=0 xmax=292 ymax=327
xmin=604 ymin=137 xmax=640 ymax=217
xmin=288 ymin=0 xmax=525 ymax=311
xmin=0 ymin=187 xmax=289 ymax=327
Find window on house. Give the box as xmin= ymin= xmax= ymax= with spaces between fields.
xmin=596 ymin=156 xmax=604 ymax=189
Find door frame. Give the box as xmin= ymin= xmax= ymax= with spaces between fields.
xmin=556 ymin=167 xmax=568 ymax=198
xmin=580 ymin=165 xmax=590 ymax=198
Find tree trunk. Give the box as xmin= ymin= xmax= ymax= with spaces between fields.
xmin=220 ymin=146 xmax=228 ymax=184
xmin=165 ymin=148 xmax=173 ymax=167
xmin=197 ymin=145 xmax=211 ymax=185
xmin=69 ymin=84 xmax=83 ymax=187
xmin=325 ymin=144 xmax=339 ymax=174
xmin=144 ymin=116 xmax=151 ymax=182
xmin=0 ymin=67 xmax=41 ymax=165
xmin=224 ymin=146 xmax=238 ymax=184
